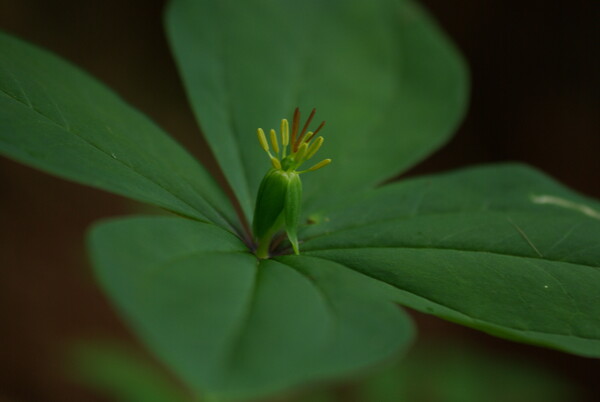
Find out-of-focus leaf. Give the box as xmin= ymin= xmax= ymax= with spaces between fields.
xmin=359 ymin=342 xmax=579 ymax=402
xmin=71 ymin=342 xmax=192 ymax=402
xmin=166 ymin=0 xmax=468 ymax=220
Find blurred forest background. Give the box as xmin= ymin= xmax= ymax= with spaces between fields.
xmin=0 ymin=0 xmax=598 ymax=401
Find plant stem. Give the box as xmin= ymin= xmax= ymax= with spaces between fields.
xmin=254 ymin=213 xmax=285 ymax=259
xmin=255 ymin=236 xmax=271 ymax=259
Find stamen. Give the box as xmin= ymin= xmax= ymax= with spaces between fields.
xmin=257 ymin=128 xmax=269 ymax=152
xmin=296 ymin=108 xmax=316 ymax=147
xmin=290 ymin=107 xmax=300 ymax=150
xmin=281 ymin=119 xmax=289 ymax=146
xmin=269 ymin=129 xmax=280 ymax=154
xmin=281 ymin=119 xmax=289 ymax=157
xmin=305 ymin=136 xmax=324 ymax=160
xmin=270 ymin=156 xmax=281 ymax=169
xmin=295 ymin=142 xmax=308 ymax=163
xmin=305 ymin=121 xmax=325 ymax=143
xmin=256 ymin=109 xmax=330 ymax=175
xmin=304 ymin=158 xmax=331 ymax=172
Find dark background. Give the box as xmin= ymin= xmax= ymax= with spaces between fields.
xmin=0 ymin=0 xmax=598 ymax=401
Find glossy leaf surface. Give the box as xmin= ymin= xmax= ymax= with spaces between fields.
xmin=301 ymin=164 xmax=600 ymax=357
xmin=0 ymin=31 xmax=237 ymax=231
xmin=89 ymin=216 xmax=414 ymax=399
xmin=166 ymin=0 xmax=468 ymax=220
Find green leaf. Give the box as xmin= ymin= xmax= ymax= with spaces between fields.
xmin=301 ymin=164 xmax=600 ymax=357
xmin=0 ymin=31 xmax=237 ymax=232
xmin=166 ymin=0 xmax=468 ymax=220
xmin=89 ymin=216 xmax=414 ymax=399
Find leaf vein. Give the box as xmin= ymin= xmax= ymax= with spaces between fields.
xmin=1 ymin=84 xmax=237 ymax=232
xmin=304 ymin=254 xmax=599 ymax=342
xmin=305 ymin=245 xmax=599 ymax=269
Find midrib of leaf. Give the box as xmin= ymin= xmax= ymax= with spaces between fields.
xmin=214 ymin=11 xmax=253 ymax=220
xmin=306 ymin=244 xmax=600 ymax=269
xmin=302 ymin=254 xmax=599 ymax=342
xmin=217 ymin=259 xmax=338 ymax=390
xmin=142 ymin=249 xmax=250 ymax=279
xmin=277 ymin=259 xmax=339 ymax=334
xmin=0 ymin=85 xmax=237 ymax=233
xmin=301 ymin=211 xmax=475 ymax=242
xmin=275 ymin=260 xmax=337 ymax=322
xmin=219 ymin=260 xmax=260 ymax=382
xmin=301 ymin=210 xmax=597 ymax=264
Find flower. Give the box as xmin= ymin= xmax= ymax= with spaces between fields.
xmin=253 ymin=108 xmax=331 ymax=258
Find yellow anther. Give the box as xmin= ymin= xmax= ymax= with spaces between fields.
xmin=305 ymin=158 xmax=331 ymax=172
xmin=305 ymin=136 xmax=324 ymax=160
xmin=281 ymin=119 xmax=289 ymax=146
xmin=256 ymin=109 xmax=329 ymax=175
xmin=295 ymin=142 xmax=308 ymax=162
xmin=269 ymin=129 xmax=279 ymax=154
xmin=270 ymin=156 xmax=281 ymax=169
xmin=257 ymin=128 xmax=269 ymax=152
xmin=280 ymin=119 xmax=289 ymax=157
xmin=303 ymin=132 xmax=313 ymax=143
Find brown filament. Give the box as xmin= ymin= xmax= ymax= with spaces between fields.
xmin=305 ymin=120 xmax=325 ymax=143
xmin=296 ymin=108 xmax=316 ymax=148
xmin=290 ymin=107 xmax=300 ymax=150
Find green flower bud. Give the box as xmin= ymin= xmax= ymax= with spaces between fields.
xmin=253 ymin=108 xmax=331 ymax=258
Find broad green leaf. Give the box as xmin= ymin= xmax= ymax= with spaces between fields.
xmin=89 ymin=216 xmax=414 ymax=399
xmin=301 ymin=164 xmax=600 ymax=357
xmin=0 ymin=31 xmax=237 ymax=232
xmin=166 ymin=0 xmax=468 ymax=220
